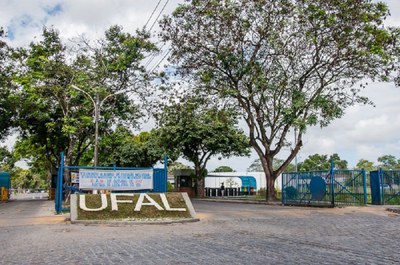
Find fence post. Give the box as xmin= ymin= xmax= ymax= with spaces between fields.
xmin=281 ymin=172 xmax=284 ymax=204
xmin=163 ymin=154 xmax=168 ymax=192
xmin=55 ymin=152 xmax=65 ymax=214
xmin=379 ymin=168 xmax=384 ymax=205
xmin=330 ymin=160 xmax=335 ymax=207
xmin=362 ymin=168 xmax=367 ymax=204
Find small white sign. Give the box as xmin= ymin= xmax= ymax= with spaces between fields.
xmin=79 ymin=169 xmax=153 ymax=191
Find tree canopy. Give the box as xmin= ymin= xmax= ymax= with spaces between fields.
xmin=298 ymin=153 xmax=348 ymax=171
xmin=161 ymin=0 xmax=399 ymax=200
xmin=12 ymin=25 xmax=157 ymax=177
xmin=0 ymin=27 xmax=18 ymax=140
xmin=213 ymin=166 xmax=235 ymax=172
xmin=98 ymin=127 xmax=168 ymax=167
xmin=156 ymin=97 xmax=250 ymax=196
xmin=355 ymin=158 xmax=375 ymax=171
xmin=377 ymin=154 xmax=400 ymax=170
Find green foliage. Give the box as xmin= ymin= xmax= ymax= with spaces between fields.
xmin=298 ymin=153 xmax=348 ymax=171
xmin=247 ymin=158 xmax=297 ymax=172
xmin=157 ymin=97 xmax=250 ymax=180
xmin=10 ymin=25 xmax=157 ymax=176
xmin=167 ymin=181 xmax=174 ymax=192
xmin=377 ymin=155 xmax=400 ymax=170
xmin=10 ymin=167 xmax=48 ymax=189
xmin=98 ymin=127 xmax=167 ymax=167
xmin=355 ymin=159 xmax=375 ymax=171
xmin=0 ymin=146 xmax=15 ymax=171
xmin=161 ymin=0 xmax=399 ymax=201
xmin=0 ymin=30 xmax=18 ymax=140
xmin=213 ymin=166 xmax=235 ymax=172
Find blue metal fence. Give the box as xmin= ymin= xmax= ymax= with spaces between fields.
xmin=282 ymin=163 xmax=367 ymax=207
xmin=55 ymin=152 xmax=168 ymax=213
xmin=370 ymin=169 xmax=400 ymax=205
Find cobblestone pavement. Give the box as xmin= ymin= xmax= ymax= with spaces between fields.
xmin=1 ymin=199 xmax=399 ymax=264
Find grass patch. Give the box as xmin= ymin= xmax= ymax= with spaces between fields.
xmin=77 ymin=193 xmax=192 ymax=221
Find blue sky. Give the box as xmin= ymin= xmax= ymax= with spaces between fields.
xmin=1 ymin=0 xmax=400 ymax=171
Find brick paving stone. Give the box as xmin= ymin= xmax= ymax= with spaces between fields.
xmin=0 ymin=199 xmax=399 ymax=264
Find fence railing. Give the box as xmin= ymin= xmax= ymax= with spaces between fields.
xmin=282 ymin=162 xmax=367 ymax=207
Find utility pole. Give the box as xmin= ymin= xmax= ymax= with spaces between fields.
xmin=94 ymin=92 xmax=100 ymax=167
xmin=72 ymin=85 xmax=127 ymax=167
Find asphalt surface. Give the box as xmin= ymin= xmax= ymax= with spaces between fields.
xmin=0 ymin=198 xmax=399 ymax=264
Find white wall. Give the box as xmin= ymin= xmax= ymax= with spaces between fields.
xmin=205 ymin=172 xmax=282 ymax=191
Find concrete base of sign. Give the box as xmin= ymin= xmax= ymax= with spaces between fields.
xmin=70 ymin=192 xmax=199 ymax=225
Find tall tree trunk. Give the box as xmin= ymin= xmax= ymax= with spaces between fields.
xmin=259 ymin=155 xmax=276 ymax=201
xmin=267 ymin=176 xmax=276 ymax=201
xmin=195 ymin=178 xmax=204 ymax=198
xmin=63 ymin=137 xmax=76 ymax=183
xmin=194 ymin=163 xmax=205 ymax=198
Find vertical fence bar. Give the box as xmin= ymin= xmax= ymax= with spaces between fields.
xmin=330 ymin=160 xmax=335 ymax=207
xmin=281 ymin=172 xmax=284 ymax=204
xmin=163 ymin=154 xmax=168 ymax=192
xmin=55 ymin=152 xmax=64 ymax=214
xmin=362 ymin=168 xmax=367 ymax=204
xmin=379 ymin=168 xmax=384 ymax=205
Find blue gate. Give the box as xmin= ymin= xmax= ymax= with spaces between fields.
xmin=55 ymin=153 xmax=168 ymax=213
xmin=370 ymin=169 xmax=400 ymax=205
xmin=282 ymin=163 xmax=367 ymax=207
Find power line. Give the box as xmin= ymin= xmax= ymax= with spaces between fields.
xmin=150 ymin=48 xmax=171 ymax=73
xmin=149 ymin=0 xmax=170 ymax=32
xmin=147 ymin=0 xmax=213 ymax=73
xmin=144 ymin=0 xmax=163 ymax=29
xmin=145 ymin=42 xmax=166 ymax=69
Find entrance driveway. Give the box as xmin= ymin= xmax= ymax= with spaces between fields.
xmin=0 ymin=199 xmax=399 ymax=264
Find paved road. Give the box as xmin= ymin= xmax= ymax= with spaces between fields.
xmin=0 ymin=199 xmax=399 ymax=264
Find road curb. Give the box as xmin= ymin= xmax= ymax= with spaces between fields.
xmin=70 ymin=217 xmax=200 ymax=225
xmin=194 ymin=198 xmax=282 ymax=206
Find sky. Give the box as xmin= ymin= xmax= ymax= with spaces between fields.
xmin=1 ymin=0 xmax=400 ymax=171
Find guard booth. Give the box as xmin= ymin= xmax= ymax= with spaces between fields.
xmin=0 ymin=172 xmax=11 ymax=201
xmin=173 ymin=169 xmax=196 ymax=198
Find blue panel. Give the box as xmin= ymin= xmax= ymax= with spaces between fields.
xmin=370 ymin=171 xmax=381 ymax=205
xmin=153 ymin=168 xmax=167 ymax=192
xmin=0 ymin=172 xmax=11 ymax=189
xmin=239 ymin=176 xmax=257 ymax=190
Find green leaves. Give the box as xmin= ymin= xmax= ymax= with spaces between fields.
xmin=99 ymin=127 xmax=166 ymax=168
xmin=156 ymin=98 xmax=250 ymax=178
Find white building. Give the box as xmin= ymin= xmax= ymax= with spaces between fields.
xmin=205 ymin=172 xmax=282 ymax=191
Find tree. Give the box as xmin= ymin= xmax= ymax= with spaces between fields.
xmin=226 ymin=177 xmax=239 ymax=188
xmin=377 ymin=155 xmax=399 ymax=170
xmin=99 ymin=127 xmax=168 ymax=167
xmin=329 ymin=153 xmax=348 ymax=170
xmin=248 ymin=158 xmax=297 ymax=172
xmin=355 ymin=159 xmax=375 ymax=171
xmin=157 ymin=97 xmax=250 ymax=197
xmin=247 ymin=159 xmax=263 ymax=172
xmin=0 ymin=146 xmax=14 ymax=171
xmin=298 ymin=153 xmax=347 ymax=171
xmin=160 ymin=0 xmax=399 ymax=200
xmin=213 ymin=166 xmax=235 ymax=172
xmin=298 ymin=154 xmax=329 ymax=171
xmin=0 ymin=27 xmax=18 ymax=140
xmin=14 ymin=26 xmax=157 ymax=178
